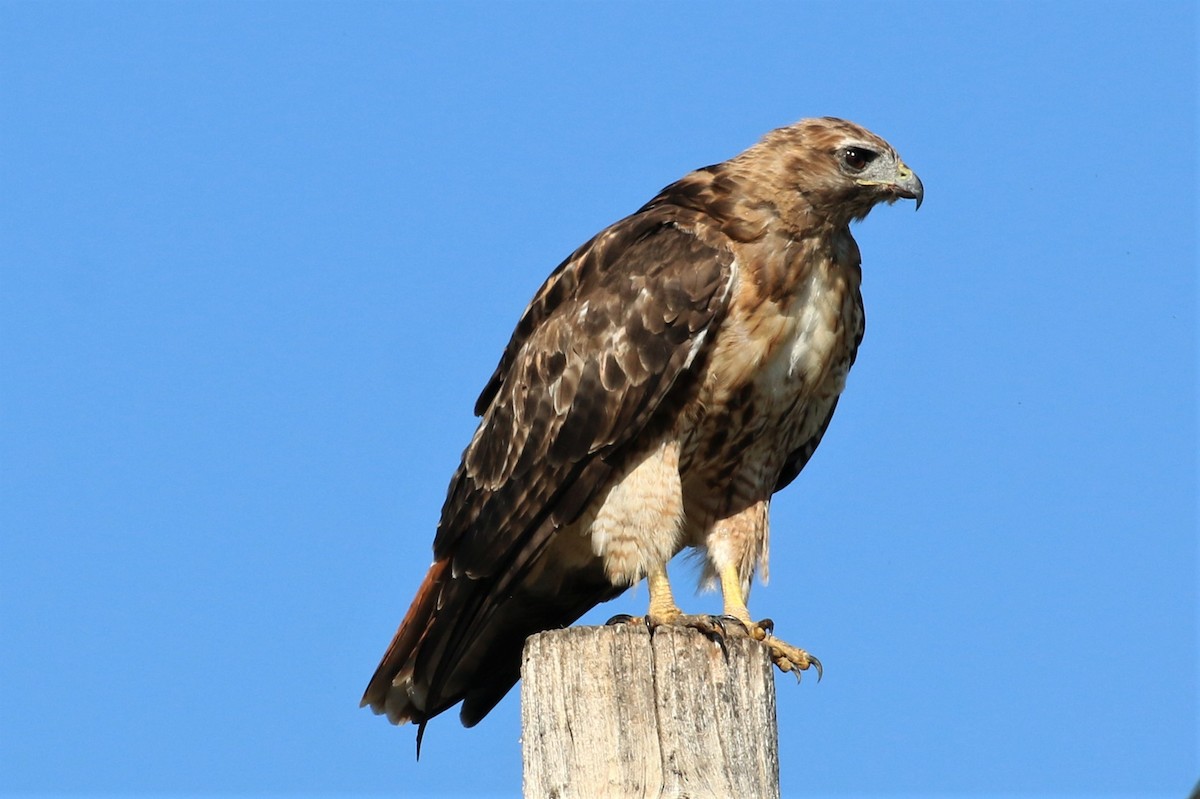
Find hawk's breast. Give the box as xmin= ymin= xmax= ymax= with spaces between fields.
xmin=682 ymin=251 xmax=863 ymax=513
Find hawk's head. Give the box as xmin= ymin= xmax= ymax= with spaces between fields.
xmin=739 ymin=117 xmax=923 ymax=227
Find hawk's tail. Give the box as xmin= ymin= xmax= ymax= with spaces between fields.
xmin=361 ymin=549 xmax=622 ymax=752
xmin=360 ymin=557 xmax=450 ymax=727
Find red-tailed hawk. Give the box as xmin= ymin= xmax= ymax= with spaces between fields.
xmin=362 ymin=117 xmax=922 ymax=742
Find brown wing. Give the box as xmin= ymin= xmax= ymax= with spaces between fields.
xmin=362 ymin=201 xmax=737 ymax=732
xmin=774 ymin=397 xmax=839 ymax=492
xmin=774 ymin=293 xmax=864 ymax=492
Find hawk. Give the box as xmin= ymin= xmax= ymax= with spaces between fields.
xmin=362 ymin=117 xmax=922 ymax=741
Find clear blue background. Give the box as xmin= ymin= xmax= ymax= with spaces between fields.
xmin=1 ymin=2 xmax=1195 ymax=797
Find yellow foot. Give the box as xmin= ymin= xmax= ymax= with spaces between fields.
xmin=605 ymin=613 xmax=821 ymax=681
xmin=606 ymin=610 xmax=747 ymax=659
xmin=606 ymin=610 xmax=741 ymax=633
xmin=738 ymin=617 xmax=822 ymax=681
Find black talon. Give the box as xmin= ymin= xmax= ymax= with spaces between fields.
xmin=755 ymin=617 xmax=775 ymax=634
xmin=703 ymin=620 xmax=730 ymax=658
xmin=605 ymin=613 xmax=635 ymax=626
xmin=811 ymin=655 xmax=823 ymax=682
xmin=718 ymin=614 xmax=749 ymax=634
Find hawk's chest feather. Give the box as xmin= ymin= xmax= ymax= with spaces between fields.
xmin=705 ymin=253 xmax=860 ymax=412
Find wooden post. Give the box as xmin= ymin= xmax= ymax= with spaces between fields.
xmin=521 ymin=624 xmax=780 ymax=799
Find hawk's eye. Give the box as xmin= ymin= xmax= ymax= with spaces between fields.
xmin=842 ymin=147 xmax=877 ymax=171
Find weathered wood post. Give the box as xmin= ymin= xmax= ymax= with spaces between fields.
xmin=521 ymin=624 xmax=780 ymax=799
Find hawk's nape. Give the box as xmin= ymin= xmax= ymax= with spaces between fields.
xmin=362 ymin=117 xmax=921 ymax=744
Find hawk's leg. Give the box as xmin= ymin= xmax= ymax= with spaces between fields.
xmin=646 ymin=563 xmax=683 ymax=625
xmin=716 ymin=562 xmax=822 ymax=680
xmin=609 ymin=563 xmax=768 ymax=652
xmin=604 ymin=565 xmax=821 ymax=679
xmin=607 ymin=565 xmax=732 ymax=630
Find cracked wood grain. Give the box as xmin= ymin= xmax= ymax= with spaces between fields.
xmin=521 ymin=625 xmax=780 ymax=799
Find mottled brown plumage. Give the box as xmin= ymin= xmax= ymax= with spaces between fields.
xmin=362 ymin=117 xmax=922 ymax=741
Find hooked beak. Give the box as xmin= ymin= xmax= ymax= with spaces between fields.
xmin=893 ymin=162 xmax=923 ymax=210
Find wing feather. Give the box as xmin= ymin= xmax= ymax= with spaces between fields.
xmin=363 ymin=178 xmax=740 ymax=729
xmin=411 ymin=212 xmax=736 ymax=717
xmin=436 ymin=215 xmax=734 ymax=572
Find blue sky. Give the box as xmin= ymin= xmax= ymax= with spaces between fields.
xmin=1 ymin=2 xmax=1195 ymax=797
